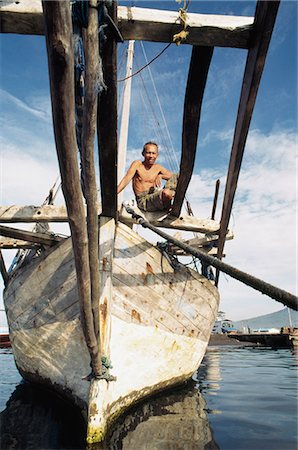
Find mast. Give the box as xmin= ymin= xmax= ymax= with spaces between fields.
xmin=118 ymin=40 xmax=135 ymax=206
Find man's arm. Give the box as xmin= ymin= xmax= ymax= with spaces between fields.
xmin=117 ymin=161 xmax=139 ymax=194
xmin=158 ymin=165 xmax=173 ymax=181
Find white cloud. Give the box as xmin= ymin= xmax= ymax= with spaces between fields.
xmin=0 ymin=89 xmax=51 ymax=121
xmin=185 ymin=128 xmax=297 ymax=320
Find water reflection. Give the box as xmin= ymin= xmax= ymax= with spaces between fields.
xmin=0 ymin=380 xmax=219 ymax=450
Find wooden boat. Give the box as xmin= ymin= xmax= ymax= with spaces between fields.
xmin=4 ymin=220 xmax=219 ymax=441
xmin=0 ymin=0 xmax=296 ymax=444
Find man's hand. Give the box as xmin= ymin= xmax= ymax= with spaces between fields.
xmin=154 ymin=174 xmax=162 ymax=188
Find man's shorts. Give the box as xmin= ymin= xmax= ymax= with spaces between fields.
xmin=135 ymin=174 xmax=178 ymax=212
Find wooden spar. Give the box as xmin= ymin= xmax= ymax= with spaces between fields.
xmin=0 ymin=237 xmax=38 ymax=249
xmin=211 ymin=179 xmax=220 ymax=220
xmin=171 ymin=46 xmax=213 ymax=217
xmin=118 ymin=40 xmax=134 ymax=206
xmin=97 ymin=1 xmax=118 ymax=218
xmin=41 ymin=1 xmax=101 ymax=375
xmin=0 ymin=250 xmax=8 ymax=287
xmin=0 ymin=2 xmax=254 ymax=49
xmin=81 ymin=0 xmax=101 ymax=340
xmin=0 ymin=204 xmax=232 ymax=234
xmin=125 ymin=206 xmax=298 ymax=311
xmin=0 ymin=224 xmax=62 ymax=246
xmin=216 ymin=1 xmax=280 ymax=284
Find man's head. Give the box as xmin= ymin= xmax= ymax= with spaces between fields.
xmin=142 ymin=142 xmax=159 ymax=166
xmin=142 ymin=141 xmax=158 ymax=156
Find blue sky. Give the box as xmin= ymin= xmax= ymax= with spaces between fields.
xmin=0 ymin=0 xmax=297 ymax=328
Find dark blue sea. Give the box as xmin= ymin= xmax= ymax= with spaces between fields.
xmin=1 ymin=345 xmax=297 ymax=450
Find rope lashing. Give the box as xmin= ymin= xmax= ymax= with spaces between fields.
xmin=173 ymin=0 xmax=192 ymax=45
xmin=123 ymin=204 xmax=298 ymax=311
xmin=84 ymin=356 xmax=117 ymax=381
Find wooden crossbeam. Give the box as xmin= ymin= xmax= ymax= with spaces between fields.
xmin=171 ymin=46 xmax=213 ymax=217
xmin=0 ymin=225 xmax=62 ymax=246
xmin=0 ymin=237 xmax=38 ymax=249
xmin=216 ymin=0 xmax=280 ymax=283
xmin=97 ymin=1 xmax=118 ymax=218
xmin=0 ymin=205 xmax=232 ymax=235
xmin=0 ymin=2 xmax=254 ymax=49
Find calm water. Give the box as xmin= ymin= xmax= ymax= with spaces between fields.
xmin=0 ymin=345 xmax=297 ymax=450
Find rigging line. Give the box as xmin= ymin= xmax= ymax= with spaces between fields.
xmin=136 ymin=67 xmax=177 ymax=174
xmin=139 ymin=42 xmax=192 ymax=215
xmin=140 ymin=41 xmax=180 ymax=171
xmin=117 ymin=43 xmax=172 ymax=83
xmin=135 ymin=52 xmax=176 ymax=174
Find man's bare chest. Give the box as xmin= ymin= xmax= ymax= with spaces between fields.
xmin=135 ymin=165 xmax=160 ymax=182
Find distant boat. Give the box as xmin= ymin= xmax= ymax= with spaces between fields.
xmin=228 ymin=327 xmax=297 ymax=348
xmin=0 ymin=332 xmax=11 ymax=349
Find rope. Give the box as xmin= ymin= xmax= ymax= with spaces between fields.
xmin=117 ymin=43 xmax=171 ymax=82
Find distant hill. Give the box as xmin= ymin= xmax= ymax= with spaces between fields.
xmin=234 ymin=308 xmax=298 ymax=331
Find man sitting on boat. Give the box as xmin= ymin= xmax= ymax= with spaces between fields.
xmin=117 ymin=141 xmax=178 ymax=212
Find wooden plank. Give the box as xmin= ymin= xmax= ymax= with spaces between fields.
xmin=42 ymin=1 xmax=100 ymax=375
xmin=171 ymin=46 xmax=213 ymax=217
xmin=216 ymin=1 xmax=280 ymax=279
xmin=0 ymin=2 xmax=254 ymax=49
xmin=97 ymin=1 xmax=118 ymax=218
xmin=98 ymin=216 xmax=115 ymax=358
xmin=0 ymin=237 xmax=38 ymax=249
xmin=0 ymin=224 xmax=62 ymax=246
xmin=0 ymin=204 xmax=231 ymax=234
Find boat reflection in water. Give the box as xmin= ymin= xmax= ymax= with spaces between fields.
xmin=0 ymin=380 xmax=219 ymax=450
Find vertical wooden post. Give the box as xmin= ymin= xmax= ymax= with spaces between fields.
xmin=42 ymin=1 xmax=101 ymax=374
xmin=82 ymin=0 xmax=101 ymax=340
xmin=171 ymin=46 xmax=214 ymax=217
xmin=97 ymin=1 xmax=118 ymax=218
xmin=0 ymin=250 xmax=8 ymax=287
xmin=216 ymin=1 xmax=280 ymax=284
xmin=211 ymin=179 xmax=220 ymax=220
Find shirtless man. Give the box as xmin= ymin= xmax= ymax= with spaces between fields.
xmin=117 ymin=142 xmax=178 ymax=212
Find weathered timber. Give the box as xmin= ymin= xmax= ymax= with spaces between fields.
xmin=0 ymin=225 xmax=62 ymax=247
xmin=87 ymin=216 xmax=116 ymax=443
xmin=211 ymin=179 xmax=220 ymax=220
xmin=216 ymin=1 xmax=280 ymax=282
xmin=171 ymin=46 xmax=213 ymax=217
xmin=42 ymin=1 xmax=100 ymax=374
xmin=0 ymin=249 xmax=8 ymax=287
xmin=0 ymin=204 xmax=230 ymax=234
xmin=0 ymin=237 xmax=37 ymax=249
xmin=97 ymin=1 xmax=118 ymax=218
xmin=0 ymin=2 xmax=254 ymax=49
xmin=125 ymin=206 xmax=298 ymax=311
xmin=82 ymin=0 xmax=101 ymax=341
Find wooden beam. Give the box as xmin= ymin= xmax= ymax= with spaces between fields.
xmin=0 ymin=2 xmax=254 ymax=49
xmin=216 ymin=1 xmax=280 ymax=282
xmin=171 ymin=46 xmax=213 ymax=217
xmin=82 ymin=0 xmax=101 ymax=342
xmin=0 ymin=224 xmax=62 ymax=247
xmin=0 ymin=250 xmax=9 ymax=287
xmin=97 ymin=1 xmax=118 ymax=218
xmin=42 ymin=1 xmax=101 ymax=375
xmin=0 ymin=237 xmax=38 ymax=249
xmin=0 ymin=204 xmax=232 ymax=234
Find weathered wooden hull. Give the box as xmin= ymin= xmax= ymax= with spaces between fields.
xmin=3 ymin=222 xmax=219 ymax=441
